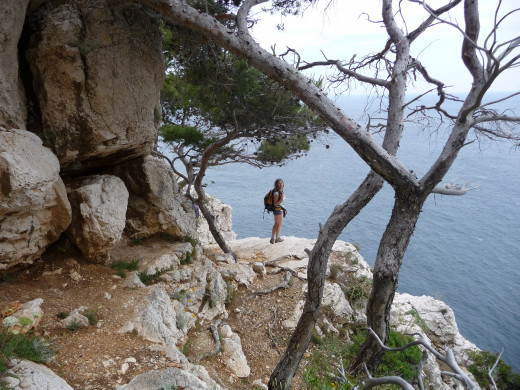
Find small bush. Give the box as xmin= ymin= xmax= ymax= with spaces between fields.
xmin=329 ymin=263 xmax=342 ymax=280
xmin=376 ymin=331 xmax=422 ymax=381
xmin=82 ymin=309 xmax=99 ymax=326
xmin=66 ymin=320 xmax=83 ymax=332
xmin=344 ymin=276 xmax=371 ymax=304
xmin=0 ymin=330 xmax=54 ymax=383
xmin=468 ymin=350 xmax=520 ymax=389
xmin=224 ymin=280 xmax=237 ymax=305
xmin=160 ymin=232 xmax=174 ymax=242
xmin=110 ymin=259 xmax=140 ymax=278
xmin=405 ymin=309 xmax=429 ymax=332
xmin=56 ymin=311 xmax=69 ymax=320
xmin=302 ymin=328 xmax=422 ymax=389
xmin=183 ymin=235 xmax=200 ymax=248
xmin=138 ymin=267 xmax=170 ymax=286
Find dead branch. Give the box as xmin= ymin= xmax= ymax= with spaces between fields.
xmin=268 ymin=307 xmax=282 ymax=355
xmin=264 ymin=261 xmax=306 ymax=281
xmin=364 ymin=327 xmax=481 ymax=389
xmin=431 ymin=179 xmax=480 ymax=196
xmin=245 ymin=271 xmax=292 ymax=300
xmin=197 ymin=318 xmax=222 ymax=362
xmin=363 ymin=362 xmax=415 ymax=389
xmin=488 ymin=349 xmax=504 ymax=389
xmin=237 ymin=271 xmax=292 ymax=323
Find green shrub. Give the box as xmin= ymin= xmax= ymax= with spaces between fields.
xmin=82 ymin=309 xmax=99 ymax=326
xmin=302 ymin=329 xmax=422 ymax=389
xmin=138 ymin=267 xmax=171 ymax=286
xmin=329 ymin=263 xmax=341 ymax=280
xmin=0 ymin=330 xmax=54 ymax=384
xmin=57 ymin=311 xmax=69 ymax=320
xmin=180 ymin=251 xmax=194 ymax=265
xmin=405 ymin=309 xmax=429 ymax=332
xmin=224 ymin=280 xmax=237 ymax=305
xmin=183 ymin=235 xmax=200 ymax=248
xmin=468 ymin=350 xmax=520 ymax=389
xmin=376 ymin=331 xmax=422 ymax=381
xmin=110 ymin=259 xmax=140 ymax=278
xmin=160 ymin=232 xmax=174 ymax=242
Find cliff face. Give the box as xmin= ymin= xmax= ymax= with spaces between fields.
xmin=0 ymin=0 xmax=234 ymax=271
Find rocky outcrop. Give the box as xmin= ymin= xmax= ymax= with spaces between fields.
xmin=0 ymin=128 xmax=71 ymax=270
xmin=0 ymin=0 xmax=29 ymax=128
xmin=66 ymin=175 xmax=129 ymax=263
xmin=391 ymin=293 xmax=479 ymax=364
xmin=115 ymin=366 xmax=225 ymax=390
xmin=110 ymin=156 xmax=197 ymax=241
xmin=5 ymin=360 xmax=73 ymax=390
xmin=220 ymin=324 xmax=251 ymax=378
xmin=0 ymin=1 xmax=236 ymax=273
xmin=25 ymin=0 xmax=163 ymax=174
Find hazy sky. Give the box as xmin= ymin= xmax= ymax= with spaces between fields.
xmin=250 ymin=0 xmax=520 ymax=95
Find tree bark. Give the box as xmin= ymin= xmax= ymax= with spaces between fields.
xmin=350 ymin=190 xmax=425 ymax=370
xmin=194 ymin=133 xmax=239 ymax=262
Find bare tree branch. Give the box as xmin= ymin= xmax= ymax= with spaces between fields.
xmin=364 ymin=327 xmax=480 ymax=389
xmin=488 ymin=349 xmax=504 ymax=390
xmin=362 ymin=363 xmax=415 ymax=390
xmin=432 ymin=179 xmax=480 ymax=195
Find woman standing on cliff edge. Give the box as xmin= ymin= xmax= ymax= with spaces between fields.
xmin=270 ymin=178 xmax=286 ymax=244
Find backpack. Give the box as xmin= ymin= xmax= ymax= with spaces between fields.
xmin=263 ymin=189 xmax=287 ymax=218
xmin=264 ymin=189 xmax=275 ymax=216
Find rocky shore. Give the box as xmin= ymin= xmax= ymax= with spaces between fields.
xmin=1 ymin=236 xmax=480 ymax=389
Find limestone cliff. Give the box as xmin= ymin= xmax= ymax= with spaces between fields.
xmin=0 ymin=0 xmax=234 ymax=271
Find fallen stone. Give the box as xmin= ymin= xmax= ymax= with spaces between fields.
xmin=115 ymin=367 xmax=225 ymax=390
xmin=7 ymin=359 xmax=73 ymax=390
xmin=123 ymin=271 xmax=146 ymax=289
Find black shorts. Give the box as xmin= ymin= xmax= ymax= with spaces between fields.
xmin=273 ymin=209 xmax=283 ymax=216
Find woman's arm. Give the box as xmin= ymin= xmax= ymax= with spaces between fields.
xmin=274 ymin=192 xmax=284 ymax=205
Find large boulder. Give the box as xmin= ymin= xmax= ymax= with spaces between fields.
xmin=25 ymin=0 xmax=163 ymax=174
xmin=0 ymin=0 xmax=29 ymax=128
xmin=66 ymin=174 xmax=128 ymax=263
xmin=0 ymin=128 xmax=71 ymax=271
xmin=110 ymin=155 xmax=197 ymax=240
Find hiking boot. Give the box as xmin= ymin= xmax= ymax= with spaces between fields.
xmin=275 ymin=237 xmax=284 ymax=243
xmin=270 ymin=237 xmax=275 ymax=244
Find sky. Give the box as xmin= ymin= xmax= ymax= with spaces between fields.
xmin=249 ymin=0 xmax=520 ymax=95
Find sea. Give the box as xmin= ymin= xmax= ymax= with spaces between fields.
xmin=168 ymin=93 xmax=520 ymax=370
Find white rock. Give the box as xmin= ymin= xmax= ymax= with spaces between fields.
xmin=252 ymin=262 xmax=266 ymax=277
xmin=123 ymin=271 xmax=146 ymax=289
xmin=220 ymin=325 xmax=251 ymax=378
xmin=25 ymin=2 xmax=162 ymax=173
xmin=116 ymin=367 xmax=225 ymax=390
xmin=119 ymin=286 xmax=187 ymax=345
xmin=8 ymin=359 xmax=73 ymax=389
xmin=217 ymin=263 xmax=256 ymax=287
xmin=69 ymin=270 xmax=82 ymax=281
xmin=322 ymin=282 xmax=354 ymax=324
xmin=252 ymin=379 xmax=268 ymax=389
xmin=66 ymin=175 xmax=129 ymax=263
xmin=0 ymin=129 xmax=71 ymax=271
xmin=121 ymin=362 xmax=130 ymax=374
xmin=215 ymin=253 xmax=235 ymax=264
xmin=111 ymin=156 xmax=197 ymax=240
